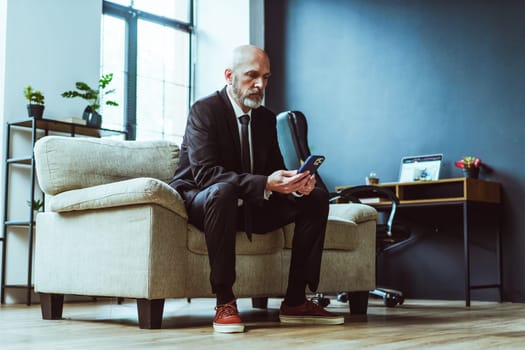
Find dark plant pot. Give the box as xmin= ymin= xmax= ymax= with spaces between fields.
xmin=366 ymin=177 xmax=379 ymax=185
xmin=27 ymin=104 xmax=45 ymax=119
xmin=462 ymin=167 xmax=479 ymax=179
xmin=82 ymin=106 xmax=102 ymax=128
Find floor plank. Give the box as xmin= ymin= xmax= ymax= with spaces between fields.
xmin=1 ymin=297 xmax=525 ymax=349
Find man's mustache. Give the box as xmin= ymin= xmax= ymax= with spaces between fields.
xmin=247 ymin=89 xmax=263 ymax=98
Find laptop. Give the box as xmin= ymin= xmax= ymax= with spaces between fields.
xmin=399 ymin=154 xmax=443 ymax=182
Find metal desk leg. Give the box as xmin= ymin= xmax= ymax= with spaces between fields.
xmin=496 ymin=205 xmax=503 ymax=302
xmin=463 ymin=202 xmax=471 ymax=307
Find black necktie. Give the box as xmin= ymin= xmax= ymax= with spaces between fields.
xmin=239 ymin=114 xmax=251 ymax=173
xmin=239 ymin=114 xmax=252 ymax=240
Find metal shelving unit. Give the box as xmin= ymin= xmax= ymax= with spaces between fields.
xmin=1 ymin=117 xmax=126 ymax=305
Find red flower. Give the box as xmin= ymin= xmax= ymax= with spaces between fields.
xmin=455 ymin=156 xmax=482 ymax=169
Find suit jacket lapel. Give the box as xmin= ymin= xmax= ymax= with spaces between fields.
xmin=251 ymin=109 xmax=264 ymax=174
xmin=218 ymin=87 xmax=242 ymax=163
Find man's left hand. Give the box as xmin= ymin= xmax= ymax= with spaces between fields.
xmin=297 ymin=173 xmax=317 ymax=195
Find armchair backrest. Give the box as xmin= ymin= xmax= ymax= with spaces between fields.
xmin=34 ymin=136 xmax=180 ymax=195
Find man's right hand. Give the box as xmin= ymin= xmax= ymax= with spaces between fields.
xmin=265 ymin=170 xmax=311 ymax=194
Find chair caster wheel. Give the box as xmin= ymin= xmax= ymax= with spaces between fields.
xmin=312 ymin=293 xmax=330 ymax=307
xmin=336 ymin=292 xmax=349 ymax=303
xmin=383 ymin=293 xmax=404 ymax=307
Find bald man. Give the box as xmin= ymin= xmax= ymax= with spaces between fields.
xmin=170 ymin=45 xmax=343 ymax=333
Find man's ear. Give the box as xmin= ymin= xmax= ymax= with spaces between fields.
xmin=224 ymin=68 xmax=233 ymax=84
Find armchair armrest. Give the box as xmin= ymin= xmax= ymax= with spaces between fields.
xmin=328 ymin=203 xmax=377 ymax=224
xmin=337 ymin=185 xmax=399 ymax=236
xmin=47 ymin=177 xmax=188 ymax=219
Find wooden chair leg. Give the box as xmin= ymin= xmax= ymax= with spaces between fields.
xmin=252 ymin=296 xmax=268 ymax=309
xmin=40 ymin=293 xmax=64 ymax=320
xmin=136 ymin=299 xmax=165 ymax=329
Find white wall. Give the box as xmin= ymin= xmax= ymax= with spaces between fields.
xmin=0 ymin=0 xmax=102 ymax=304
xmin=193 ymin=0 xmax=264 ymax=100
xmin=3 ymin=0 xmax=102 ymax=122
xmin=0 ymin=0 xmax=6 ymax=125
xmin=0 ymin=0 xmax=7 ymax=303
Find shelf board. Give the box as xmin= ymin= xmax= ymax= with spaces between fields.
xmin=3 ymin=284 xmax=34 ymax=289
xmin=9 ymin=118 xmax=126 ymax=138
xmin=7 ymin=157 xmax=32 ymax=165
xmin=336 ymin=178 xmax=500 ymax=205
xmin=4 ymin=220 xmax=32 ymax=226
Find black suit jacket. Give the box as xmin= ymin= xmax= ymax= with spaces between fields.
xmin=170 ymin=87 xmax=286 ymax=207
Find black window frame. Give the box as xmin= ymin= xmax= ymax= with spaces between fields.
xmin=102 ymin=1 xmax=194 ymax=140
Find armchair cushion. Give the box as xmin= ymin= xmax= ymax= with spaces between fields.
xmin=187 ymin=225 xmax=285 ymax=255
xmin=283 ymin=203 xmax=378 ymax=250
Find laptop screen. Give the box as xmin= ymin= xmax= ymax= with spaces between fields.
xmin=399 ymin=154 xmax=443 ymax=182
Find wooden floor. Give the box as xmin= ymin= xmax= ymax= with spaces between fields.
xmin=1 ymin=296 xmax=525 ymax=349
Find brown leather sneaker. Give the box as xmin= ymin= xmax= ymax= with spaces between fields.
xmin=213 ymin=300 xmax=245 ymax=333
xmin=279 ymin=299 xmax=344 ymax=325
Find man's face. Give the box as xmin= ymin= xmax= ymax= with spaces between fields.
xmin=226 ymin=51 xmax=271 ymax=111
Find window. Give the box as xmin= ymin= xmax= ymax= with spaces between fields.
xmin=102 ymin=0 xmax=193 ymax=142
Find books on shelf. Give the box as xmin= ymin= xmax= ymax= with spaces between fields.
xmin=359 ymin=197 xmax=385 ymax=204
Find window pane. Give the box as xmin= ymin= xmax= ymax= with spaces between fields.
xmin=136 ymin=76 xmax=163 ymax=140
xmin=101 ymin=15 xmax=126 ymax=131
xmin=133 ymin=0 xmax=190 ymax=22
xmin=136 ymin=19 xmax=190 ymax=142
xmin=102 ymin=1 xmax=192 ymax=141
xmin=164 ymin=83 xmax=189 ymax=144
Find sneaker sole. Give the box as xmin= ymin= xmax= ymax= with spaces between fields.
xmin=279 ymin=315 xmax=344 ymax=325
xmin=213 ymin=323 xmax=245 ymax=333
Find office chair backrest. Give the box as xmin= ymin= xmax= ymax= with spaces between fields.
xmin=276 ymin=111 xmax=308 ymax=169
xmin=276 ymin=110 xmax=403 ymax=237
xmin=276 ymin=111 xmax=329 ymax=192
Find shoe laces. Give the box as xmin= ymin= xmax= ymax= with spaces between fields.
xmin=306 ymin=299 xmax=324 ymax=311
xmin=215 ymin=302 xmax=238 ymax=319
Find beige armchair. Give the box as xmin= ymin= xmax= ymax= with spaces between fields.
xmin=33 ymin=136 xmax=377 ymax=329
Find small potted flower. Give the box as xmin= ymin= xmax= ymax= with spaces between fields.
xmin=366 ymin=171 xmax=379 ymax=185
xmin=455 ymin=156 xmax=482 ymax=178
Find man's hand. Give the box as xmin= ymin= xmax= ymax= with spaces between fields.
xmin=266 ymin=170 xmax=317 ymax=195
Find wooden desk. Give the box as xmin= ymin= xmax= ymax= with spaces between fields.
xmin=336 ymin=178 xmax=501 ymax=306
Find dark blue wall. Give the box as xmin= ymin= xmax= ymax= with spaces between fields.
xmin=265 ymin=0 xmax=525 ymax=302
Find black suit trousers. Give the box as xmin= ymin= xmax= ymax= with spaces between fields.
xmin=186 ymin=182 xmax=329 ymax=298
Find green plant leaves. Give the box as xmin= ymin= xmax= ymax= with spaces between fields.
xmin=24 ymin=85 xmax=45 ymax=104
xmin=61 ymin=73 xmax=118 ymax=112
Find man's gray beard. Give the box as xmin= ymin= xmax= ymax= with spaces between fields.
xmin=243 ymin=96 xmax=263 ymax=109
xmin=232 ymin=84 xmax=264 ymax=109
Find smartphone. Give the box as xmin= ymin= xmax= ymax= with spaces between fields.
xmin=297 ymin=155 xmax=325 ymax=174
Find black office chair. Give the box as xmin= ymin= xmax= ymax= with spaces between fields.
xmin=335 ymin=185 xmax=410 ymax=307
xmin=276 ymin=110 xmax=410 ymax=307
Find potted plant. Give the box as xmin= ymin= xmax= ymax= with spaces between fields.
xmin=24 ymin=85 xmax=45 ymax=119
xmin=27 ymin=198 xmax=44 ymax=221
xmin=61 ymin=73 xmax=119 ymax=127
xmin=366 ymin=171 xmax=379 ymax=185
xmin=455 ymin=156 xmax=482 ymax=178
